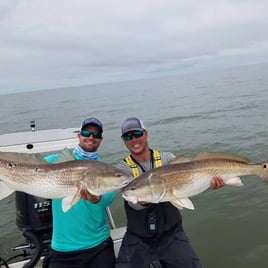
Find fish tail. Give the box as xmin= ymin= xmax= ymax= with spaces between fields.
xmin=0 ymin=181 xmax=15 ymax=200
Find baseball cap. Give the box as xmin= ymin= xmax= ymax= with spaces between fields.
xmin=121 ymin=117 xmax=146 ymax=136
xmin=81 ymin=117 xmax=103 ymax=133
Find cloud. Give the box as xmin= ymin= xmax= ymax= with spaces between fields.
xmin=0 ymin=0 xmax=268 ymax=93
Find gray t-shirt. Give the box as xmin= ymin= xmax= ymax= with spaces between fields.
xmin=116 ymin=151 xmax=175 ymax=210
xmin=116 ymin=151 xmax=175 ymax=176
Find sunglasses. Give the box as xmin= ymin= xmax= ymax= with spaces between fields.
xmin=122 ymin=131 xmax=144 ymax=141
xmin=80 ymin=130 xmax=102 ymax=139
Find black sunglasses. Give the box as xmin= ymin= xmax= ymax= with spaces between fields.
xmin=81 ymin=130 xmax=102 ymax=139
xmin=122 ymin=131 xmax=144 ymax=141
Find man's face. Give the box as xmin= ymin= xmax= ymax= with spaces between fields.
xmin=123 ymin=130 xmax=148 ymax=155
xmin=78 ymin=125 xmax=103 ymax=152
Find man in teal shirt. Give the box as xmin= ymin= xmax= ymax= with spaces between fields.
xmin=43 ymin=117 xmax=115 ymax=268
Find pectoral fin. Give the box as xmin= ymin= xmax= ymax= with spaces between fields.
xmin=0 ymin=182 xmax=14 ymax=200
xmin=225 ymin=177 xmax=243 ymax=186
xmin=170 ymin=197 xmax=195 ymax=210
xmin=62 ymin=197 xmax=73 ymax=212
xmin=61 ymin=190 xmax=81 ymax=212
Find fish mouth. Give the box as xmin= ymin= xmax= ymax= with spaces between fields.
xmin=93 ymin=175 xmax=133 ymax=194
xmin=124 ymin=176 xmax=134 ymax=184
xmin=119 ymin=176 xmax=134 ymax=188
xmin=122 ymin=192 xmax=138 ymax=203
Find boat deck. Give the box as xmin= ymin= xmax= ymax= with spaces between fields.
xmin=8 ymin=227 xmax=126 ymax=268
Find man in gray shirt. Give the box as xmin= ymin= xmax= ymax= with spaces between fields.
xmin=116 ymin=117 xmax=224 ymax=268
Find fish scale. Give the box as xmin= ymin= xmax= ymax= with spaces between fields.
xmin=0 ymin=156 xmax=132 ymax=212
xmin=122 ymin=153 xmax=268 ymax=210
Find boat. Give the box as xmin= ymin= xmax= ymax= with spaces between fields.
xmin=0 ymin=121 xmax=126 ymax=268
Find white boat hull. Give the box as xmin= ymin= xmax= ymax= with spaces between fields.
xmin=0 ymin=128 xmax=79 ymax=153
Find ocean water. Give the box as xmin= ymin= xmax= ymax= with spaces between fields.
xmin=0 ymin=62 xmax=268 ymax=267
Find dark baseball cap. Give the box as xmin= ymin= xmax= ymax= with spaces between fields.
xmin=81 ymin=117 xmax=103 ymax=133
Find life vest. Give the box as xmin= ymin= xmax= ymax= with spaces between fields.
xmin=124 ymin=149 xmax=162 ymax=178
xmin=123 ymin=149 xmax=183 ymax=237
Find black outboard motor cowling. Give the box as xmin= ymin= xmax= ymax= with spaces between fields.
xmin=15 ymin=192 xmax=52 ymax=268
xmin=16 ymin=192 xmax=52 ymax=232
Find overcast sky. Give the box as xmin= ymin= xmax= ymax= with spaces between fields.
xmin=0 ymin=0 xmax=268 ymax=94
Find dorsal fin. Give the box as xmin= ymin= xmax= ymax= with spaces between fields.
xmin=0 ymin=151 xmax=46 ymax=164
xmin=169 ymin=155 xmax=190 ymax=164
xmin=193 ymin=152 xmax=251 ymax=163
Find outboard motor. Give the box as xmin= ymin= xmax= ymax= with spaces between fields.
xmin=15 ymin=192 xmax=52 ymax=268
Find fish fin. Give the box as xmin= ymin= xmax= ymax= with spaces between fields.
xmin=225 ymin=177 xmax=244 ymax=187
xmin=170 ymin=197 xmax=195 ymax=210
xmin=170 ymin=200 xmax=183 ymax=210
xmin=169 ymin=156 xmax=190 ymax=164
xmin=0 ymin=181 xmax=14 ymax=200
xmin=0 ymin=151 xmax=46 ymax=164
xmin=61 ymin=193 xmax=81 ymax=213
xmin=71 ymin=189 xmax=82 ymax=204
xmin=193 ymin=152 xmax=251 ymax=163
xmin=61 ymin=197 xmax=73 ymax=212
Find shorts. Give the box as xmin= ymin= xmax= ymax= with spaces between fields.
xmin=42 ymin=237 xmax=115 ymax=268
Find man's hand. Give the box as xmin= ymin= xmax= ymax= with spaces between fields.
xmin=210 ymin=176 xmax=225 ymax=190
xmin=80 ymin=189 xmax=101 ymax=203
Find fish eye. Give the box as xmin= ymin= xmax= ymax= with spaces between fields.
xmin=130 ymin=187 xmax=136 ymax=190
xmin=264 ymin=164 xmax=267 ymax=169
xmin=116 ymin=173 xmax=123 ymax=177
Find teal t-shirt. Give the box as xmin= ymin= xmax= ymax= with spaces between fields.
xmin=45 ymin=149 xmax=115 ymax=252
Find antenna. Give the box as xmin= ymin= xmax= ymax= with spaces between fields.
xmin=30 ymin=120 xmax=36 ymax=132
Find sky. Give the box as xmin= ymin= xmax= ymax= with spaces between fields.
xmin=0 ymin=0 xmax=268 ymax=94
